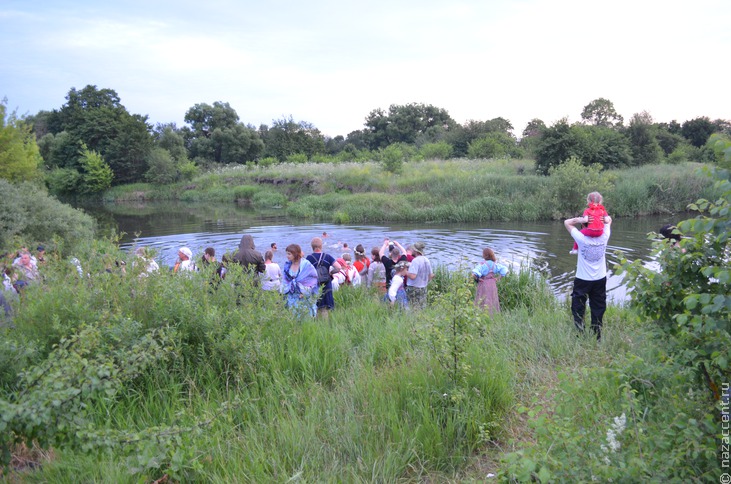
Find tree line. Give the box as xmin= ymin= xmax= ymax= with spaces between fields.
xmin=1 ymin=87 xmax=730 ymax=193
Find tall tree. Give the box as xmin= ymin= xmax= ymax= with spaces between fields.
xmin=627 ymin=112 xmax=662 ymax=165
xmin=364 ymin=103 xmax=456 ymax=149
xmin=183 ymin=102 xmax=263 ymax=164
xmin=260 ymin=116 xmax=326 ymax=162
xmin=0 ymin=100 xmax=42 ymax=182
xmin=581 ymin=98 xmax=624 ymax=128
xmin=681 ymin=116 xmax=716 ymax=148
xmin=48 ymin=85 xmax=153 ymax=184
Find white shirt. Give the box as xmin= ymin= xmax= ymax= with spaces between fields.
xmin=388 ymin=274 xmax=406 ymax=302
xmin=261 ymin=262 xmax=282 ymax=291
xmin=571 ymin=225 xmax=611 ymax=281
xmin=407 ymin=255 xmax=433 ymax=288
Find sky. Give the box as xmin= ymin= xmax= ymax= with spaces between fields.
xmin=2 ymin=0 xmax=729 ymax=138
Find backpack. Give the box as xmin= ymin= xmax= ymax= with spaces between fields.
xmin=316 ymin=253 xmax=331 ymax=284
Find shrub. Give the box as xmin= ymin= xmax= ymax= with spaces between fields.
xmin=467 ymin=132 xmax=516 ymax=159
xmin=380 ymin=144 xmax=405 ymax=174
xmin=46 ymin=167 xmax=81 ymax=195
xmin=258 ymin=156 xmax=278 ymax=168
xmin=145 ymin=147 xmax=178 ymax=185
xmin=0 ymin=179 xmax=95 ymax=252
xmin=547 ymin=157 xmax=614 ymax=218
xmin=420 ymin=141 xmax=453 ymax=160
xmin=285 ymin=153 xmax=308 ymax=164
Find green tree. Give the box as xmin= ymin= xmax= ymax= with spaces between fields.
xmin=78 ymin=145 xmax=113 ymax=194
xmin=145 ymin=147 xmax=179 ymax=184
xmin=580 ymin=97 xmax=624 ymax=128
xmin=626 ymin=112 xmax=662 ymax=165
xmin=467 ymin=132 xmax=518 ymax=159
xmin=0 ymin=100 xmax=42 ymax=182
xmin=364 ymin=103 xmax=457 ymax=149
xmin=681 ymin=116 xmax=715 ymax=148
xmin=534 ymin=119 xmax=582 ymax=174
xmin=573 ymin=124 xmax=632 ymax=169
xmin=183 ymin=102 xmax=263 ymax=164
xmin=446 ymin=118 xmax=515 ymax=158
xmin=48 ymin=85 xmax=153 ymax=184
xmin=260 ymin=116 xmax=325 ymax=162
xmin=153 ymin=124 xmax=188 ymax=162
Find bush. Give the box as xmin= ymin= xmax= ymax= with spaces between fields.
xmin=46 ymin=167 xmax=81 ymax=195
xmin=285 ymin=153 xmax=308 ymax=164
xmin=547 ymin=157 xmax=614 ymax=218
xmin=380 ymin=144 xmax=405 ymax=174
xmin=258 ymin=156 xmax=278 ymax=168
xmin=0 ymin=179 xmax=95 ymax=252
xmin=145 ymin=147 xmax=178 ymax=185
xmin=420 ymin=142 xmax=453 ymax=160
xmin=466 ymin=132 xmax=517 ymax=159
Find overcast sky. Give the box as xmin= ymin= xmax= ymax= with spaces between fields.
xmin=2 ymin=0 xmax=729 ymax=137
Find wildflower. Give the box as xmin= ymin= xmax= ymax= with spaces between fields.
xmin=600 ymin=413 xmax=626 ymax=460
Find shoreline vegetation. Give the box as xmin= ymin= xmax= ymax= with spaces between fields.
xmin=101 ymin=159 xmax=720 ymax=223
xmin=0 ymin=161 xmax=726 ymax=481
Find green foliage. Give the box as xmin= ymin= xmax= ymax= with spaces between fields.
xmin=285 ymin=152 xmax=308 ymax=164
xmin=260 ymin=116 xmax=325 ymax=162
xmin=501 ymin=357 xmax=718 ymax=482
xmin=0 ymin=179 xmax=95 ymax=251
xmin=580 ymin=97 xmax=624 ymax=127
xmin=364 ymin=103 xmax=457 ymax=149
xmin=379 ymin=144 xmax=406 ymax=174
xmin=258 ymin=156 xmax=278 ymax=168
xmin=78 ymin=146 xmax=113 ymax=194
xmin=466 ymin=132 xmax=518 ymax=159
xmin=705 ymin=132 xmax=731 ymax=168
xmin=183 ymin=101 xmax=263 ymax=164
xmin=419 ymin=141 xmax=453 ymax=160
xmin=51 ymin=85 xmax=153 ymax=184
xmin=0 ymin=100 xmax=43 ymax=182
xmin=626 ymin=112 xmax=662 ymax=166
xmin=0 ymin=323 xmax=175 ymax=466
xmin=681 ymin=116 xmax=716 ymax=148
xmin=617 ymin=167 xmax=730 ymax=400
xmin=46 ymin=167 xmax=82 ymax=194
xmin=547 ymin=157 xmax=614 ymax=218
xmin=145 ymin=147 xmax=179 ymax=185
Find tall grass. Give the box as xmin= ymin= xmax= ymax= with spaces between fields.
xmin=101 ymin=160 xmax=720 ymax=223
xmin=0 ymin=238 xmax=718 ymax=481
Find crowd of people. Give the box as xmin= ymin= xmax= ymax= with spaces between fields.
xmin=4 ymin=191 xmax=677 ymax=340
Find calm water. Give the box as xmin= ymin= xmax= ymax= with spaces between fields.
xmin=80 ymin=201 xmax=683 ymax=303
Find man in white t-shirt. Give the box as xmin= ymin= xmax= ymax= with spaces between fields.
xmin=406 ymin=241 xmax=434 ymax=310
xmin=564 ymin=215 xmax=612 ymax=340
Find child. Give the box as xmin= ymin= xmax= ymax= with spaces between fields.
xmin=570 ymin=191 xmax=609 ymax=254
xmin=385 ymin=261 xmax=409 ymax=309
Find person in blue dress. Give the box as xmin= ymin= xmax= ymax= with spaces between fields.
xmin=281 ymin=244 xmax=318 ymax=318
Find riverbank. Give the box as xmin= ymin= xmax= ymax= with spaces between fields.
xmin=102 ymin=159 xmax=720 ymax=223
xmin=0 ymin=239 xmax=718 ymax=481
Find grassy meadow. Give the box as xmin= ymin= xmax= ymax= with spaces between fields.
xmin=0 ymin=238 xmax=719 ymax=482
xmin=103 ymin=159 xmax=720 ymax=223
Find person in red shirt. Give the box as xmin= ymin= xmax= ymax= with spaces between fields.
xmin=570 ymin=192 xmax=610 ymax=255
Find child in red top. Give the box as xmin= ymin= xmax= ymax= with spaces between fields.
xmin=570 ymin=192 xmax=609 ymax=254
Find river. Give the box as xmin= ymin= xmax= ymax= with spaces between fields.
xmin=79 ymin=201 xmax=683 ymax=304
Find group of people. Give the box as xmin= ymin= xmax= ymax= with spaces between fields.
xmin=1 ymin=246 xmax=46 ymax=323
xmin=2 ymin=191 xmax=648 ymax=341
xmin=164 ymin=234 xmax=440 ymax=318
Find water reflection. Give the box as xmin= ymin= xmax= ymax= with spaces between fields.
xmin=80 ymin=201 xmax=683 ymax=304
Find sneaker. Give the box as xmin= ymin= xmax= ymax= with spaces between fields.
xmin=569 ymin=249 xmax=578 ymax=255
